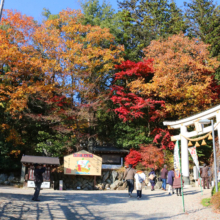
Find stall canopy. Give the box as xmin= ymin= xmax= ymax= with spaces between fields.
xmin=21 ymin=155 xmax=60 ymax=166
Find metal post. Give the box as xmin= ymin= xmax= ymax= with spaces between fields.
xmin=0 ymin=0 xmax=5 ymax=21
xmin=211 ymin=120 xmax=218 ymax=192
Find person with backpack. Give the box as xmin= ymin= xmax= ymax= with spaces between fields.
xmin=135 ymin=170 xmax=146 ymax=199
xmin=149 ymin=168 xmax=156 ymax=191
xmin=123 ymin=164 xmax=136 ymax=197
xmin=32 ymin=163 xmax=46 ymax=201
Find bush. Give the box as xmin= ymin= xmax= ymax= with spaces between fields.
xmin=211 ymin=192 xmax=220 ymax=211
xmin=211 ymin=182 xmax=220 ymax=196
xmin=201 ymin=198 xmax=211 ymax=207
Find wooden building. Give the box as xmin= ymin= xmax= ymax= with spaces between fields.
xmin=20 ymin=155 xmax=60 ymax=188
xmin=91 ymin=146 xmax=129 ymax=170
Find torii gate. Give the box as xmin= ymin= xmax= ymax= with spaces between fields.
xmin=163 ymin=104 xmax=220 ymax=186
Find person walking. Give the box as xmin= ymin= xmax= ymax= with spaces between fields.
xmin=149 ymin=168 xmax=156 ymax=191
xmin=201 ymin=164 xmax=209 ymax=189
xmin=173 ymin=173 xmax=184 ymax=196
xmin=135 ymin=170 xmax=146 ymax=199
xmin=161 ymin=165 xmax=168 ymax=191
xmin=167 ymin=168 xmax=175 ymax=195
xmin=124 ymin=164 xmax=136 ymax=197
xmin=32 ymin=163 xmax=46 ymax=201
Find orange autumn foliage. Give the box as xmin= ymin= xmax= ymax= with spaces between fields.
xmin=129 ymin=34 xmax=220 ymax=118
xmin=140 ymin=144 xmax=164 ymax=170
xmin=0 ymin=10 xmax=55 ymax=115
xmin=0 ymin=10 xmax=123 ymax=145
xmin=33 ymin=9 xmax=124 ymax=105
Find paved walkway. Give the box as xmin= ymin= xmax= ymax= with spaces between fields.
xmin=0 ymin=186 xmax=219 ymax=220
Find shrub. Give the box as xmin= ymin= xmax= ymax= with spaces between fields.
xmin=211 ymin=182 xmax=220 ymax=196
xmin=211 ymin=192 xmax=220 ymax=211
xmin=124 ymin=149 xmax=141 ymax=167
xmin=201 ymin=198 xmax=211 ymax=207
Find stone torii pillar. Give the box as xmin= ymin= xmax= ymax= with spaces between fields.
xmin=163 ymin=104 xmax=220 ymax=186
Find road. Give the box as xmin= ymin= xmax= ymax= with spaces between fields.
xmin=0 ymin=186 xmax=219 ymax=220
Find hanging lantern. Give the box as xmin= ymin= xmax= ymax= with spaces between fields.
xmin=188 ymin=141 xmax=193 ymax=147
xmin=195 ymin=141 xmax=200 ymax=147
xmin=201 ymin=140 xmax=207 ymax=146
xmin=208 ymin=133 xmax=213 ymax=140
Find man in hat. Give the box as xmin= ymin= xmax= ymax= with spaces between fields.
xmin=201 ymin=164 xmax=209 ymax=189
xmin=32 ymin=163 xmax=46 ymax=201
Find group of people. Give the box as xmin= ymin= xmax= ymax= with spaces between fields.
xmin=123 ymin=163 xmax=213 ymax=200
xmin=123 ymin=164 xmax=184 ymax=199
xmin=33 ymin=163 xmax=212 ymax=201
xmin=161 ymin=165 xmax=184 ymax=196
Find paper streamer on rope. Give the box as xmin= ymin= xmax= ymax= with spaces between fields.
xmin=188 ymin=146 xmax=200 ymax=172
xmin=174 ymin=141 xmax=180 ymax=177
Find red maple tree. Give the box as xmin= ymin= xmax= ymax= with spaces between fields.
xmin=140 ymin=144 xmax=164 ymax=170
xmin=151 ymin=128 xmax=175 ymax=150
xmin=124 ymin=149 xmax=141 ymax=167
xmin=111 ymin=59 xmax=165 ymax=122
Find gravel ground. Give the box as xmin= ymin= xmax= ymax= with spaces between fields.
xmin=0 ymin=186 xmax=219 ymax=220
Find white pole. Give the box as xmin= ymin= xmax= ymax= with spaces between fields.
xmin=211 ymin=120 xmax=218 ymax=192
xmin=181 ymin=125 xmax=190 ymax=185
xmin=0 ymin=0 xmax=5 ymax=21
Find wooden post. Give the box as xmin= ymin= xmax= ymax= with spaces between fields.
xmin=94 ymin=176 xmax=96 ymax=189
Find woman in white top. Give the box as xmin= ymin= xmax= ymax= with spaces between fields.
xmin=135 ymin=171 xmax=146 ymax=199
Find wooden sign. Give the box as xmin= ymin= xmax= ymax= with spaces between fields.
xmin=64 ymin=150 xmax=102 ymax=176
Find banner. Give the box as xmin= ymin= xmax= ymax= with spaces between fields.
xmin=188 ymin=146 xmax=200 ymax=172
xmin=174 ymin=141 xmax=180 ymax=177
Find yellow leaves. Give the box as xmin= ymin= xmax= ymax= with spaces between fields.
xmin=1 ymin=124 xmax=10 ymax=130
xmin=129 ymin=33 xmax=220 ymax=118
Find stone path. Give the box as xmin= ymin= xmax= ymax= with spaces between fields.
xmin=0 ymin=186 xmax=219 ymax=220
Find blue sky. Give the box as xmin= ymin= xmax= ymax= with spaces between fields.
xmin=3 ymin=0 xmax=220 ymax=22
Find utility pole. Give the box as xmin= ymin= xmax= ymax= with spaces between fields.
xmin=0 ymin=0 xmax=5 ymax=21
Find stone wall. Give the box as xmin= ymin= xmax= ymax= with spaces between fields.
xmin=51 ymin=170 xmax=126 ymax=190
xmin=0 ymin=173 xmax=20 ymax=186
xmin=51 ymin=170 xmax=159 ymax=190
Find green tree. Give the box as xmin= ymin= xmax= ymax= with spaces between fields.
xmin=185 ymin=0 xmax=220 ymax=80
xmin=118 ymin=0 xmax=186 ymax=61
xmin=80 ymin=0 xmax=124 ymax=44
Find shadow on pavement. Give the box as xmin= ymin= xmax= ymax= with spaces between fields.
xmin=0 ymin=188 xmax=207 ymax=220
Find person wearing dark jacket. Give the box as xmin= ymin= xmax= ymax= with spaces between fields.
xmin=123 ymin=164 xmax=136 ymax=197
xmin=149 ymin=168 xmax=156 ymax=191
xmin=201 ymin=164 xmax=210 ymax=189
xmin=161 ymin=165 xmax=168 ymax=191
xmin=32 ymin=163 xmax=46 ymax=201
xmin=167 ymin=168 xmax=175 ymax=195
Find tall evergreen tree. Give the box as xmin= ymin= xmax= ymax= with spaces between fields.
xmin=118 ymin=0 xmax=186 ymax=61
xmin=185 ymin=0 xmax=220 ymax=80
xmin=185 ymin=0 xmax=220 ymax=58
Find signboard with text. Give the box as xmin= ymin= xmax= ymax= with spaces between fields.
xmin=64 ymin=150 xmax=102 ymax=176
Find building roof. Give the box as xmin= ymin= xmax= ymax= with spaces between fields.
xmin=92 ymin=146 xmax=129 ymax=154
xmin=21 ymin=155 xmax=60 ymax=165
